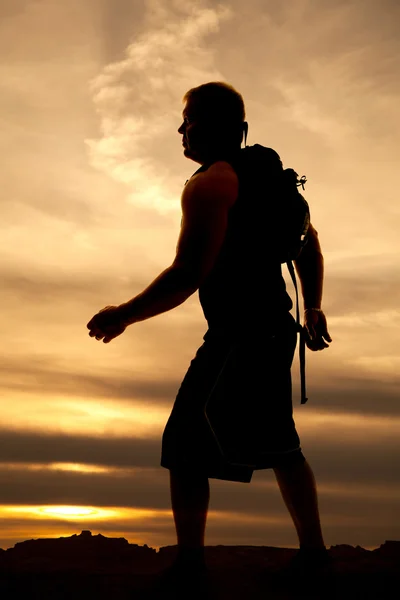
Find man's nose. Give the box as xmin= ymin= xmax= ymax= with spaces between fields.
xmin=178 ymin=122 xmax=185 ymax=134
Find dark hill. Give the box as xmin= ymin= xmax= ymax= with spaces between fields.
xmin=0 ymin=530 xmax=398 ymax=599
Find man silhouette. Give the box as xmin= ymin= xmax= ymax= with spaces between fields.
xmin=87 ymin=81 xmax=333 ymax=593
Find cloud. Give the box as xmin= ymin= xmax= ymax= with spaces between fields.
xmin=0 ymin=429 xmax=159 ymax=470
xmin=2 ymin=345 xmax=400 ymax=418
xmin=0 ymin=443 xmax=398 ymax=551
xmin=0 ymin=421 xmax=398 ymax=488
xmin=0 ymin=267 xmax=149 ymax=305
xmin=86 ymin=0 xmax=232 ymax=214
xmin=0 ymin=352 xmax=179 ymax=404
xmin=303 ymin=381 xmax=400 ymax=418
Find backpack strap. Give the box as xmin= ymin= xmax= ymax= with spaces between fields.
xmin=286 ymin=260 xmax=308 ymax=404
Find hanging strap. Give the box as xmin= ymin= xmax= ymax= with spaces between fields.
xmin=286 ymin=260 xmax=308 ymax=404
xmin=243 ymin=122 xmax=248 ymax=147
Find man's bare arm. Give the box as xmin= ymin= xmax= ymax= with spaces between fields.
xmin=294 ymin=223 xmax=324 ymax=310
xmin=117 ymin=163 xmax=237 ymax=327
xmin=294 ymin=223 xmax=332 ymax=350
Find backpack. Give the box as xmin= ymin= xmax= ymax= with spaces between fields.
xmin=236 ymin=144 xmax=310 ymax=262
xmin=234 ymin=141 xmax=310 ymax=404
xmin=188 ymin=138 xmax=311 ymax=404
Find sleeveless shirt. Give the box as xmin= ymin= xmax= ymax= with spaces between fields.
xmin=191 ymin=149 xmax=293 ymax=336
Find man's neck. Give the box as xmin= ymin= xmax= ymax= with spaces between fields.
xmin=198 ymin=145 xmax=241 ymax=166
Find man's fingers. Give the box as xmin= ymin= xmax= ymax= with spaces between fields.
xmin=87 ymin=318 xmax=102 ymax=331
xmin=306 ymin=325 xmax=316 ymax=340
xmin=305 ymin=333 xmax=330 ymax=351
xmin=89 ymin=330 xmax=101 ymax=338
xmin=88 ymin=328 xmax=104 ymax=340
xmin=87 ymin=306 xmax=127 ymax=345
xmin=320 ymin=328 xmax=332 ymax=343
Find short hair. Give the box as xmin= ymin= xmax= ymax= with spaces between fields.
xmin=183 ymin=81 xmax=246 ymax=126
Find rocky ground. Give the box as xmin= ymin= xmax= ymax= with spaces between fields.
xmin=0 ymin=530 xmax=398 ymax=599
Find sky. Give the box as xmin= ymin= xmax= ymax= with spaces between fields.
xmin=0 ymin=0 xmax=399 ymax=552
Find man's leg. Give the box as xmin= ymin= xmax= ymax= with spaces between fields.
xmin=169 ymin=469 xmax=210 ymax=564
xmin=273 ymin=458 xmax=326 ymax=550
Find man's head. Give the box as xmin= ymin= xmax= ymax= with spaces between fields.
xmin=178 ymin=81 xmax=247 ymax=165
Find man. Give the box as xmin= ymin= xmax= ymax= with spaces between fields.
xmin=87 ymin=82 xmax=333 ymax=592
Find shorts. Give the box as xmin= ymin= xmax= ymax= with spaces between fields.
xmin=161 ymin=313 xmax=305 ymax=483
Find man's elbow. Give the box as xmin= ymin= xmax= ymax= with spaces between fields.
xmin=294 ymin=245 xmax=323 ymax=270
xmin=170 ymin=262 xmax=202 ymax=291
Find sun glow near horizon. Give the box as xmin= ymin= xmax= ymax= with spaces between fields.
xmin=0 ymin=504 xmax=162 ymax=521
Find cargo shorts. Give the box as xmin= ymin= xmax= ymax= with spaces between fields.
xmin=161 ymin=313 xmax=305 ymax=483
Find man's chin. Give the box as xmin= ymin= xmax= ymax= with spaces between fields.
xmin=183 ymin=146 xmax=202 ymax=164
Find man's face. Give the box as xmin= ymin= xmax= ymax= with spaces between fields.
xmin=178 ymin=99 xmax=215 ymax=165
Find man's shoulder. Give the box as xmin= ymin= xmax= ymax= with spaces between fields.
xmin=185 ymin=161 xmax=239 ymax=208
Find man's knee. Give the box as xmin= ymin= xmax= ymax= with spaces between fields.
xmin=169 ymin=466 xmax=209 ymax=480
xmin=273 ymin=450 xmax=306 ymax=472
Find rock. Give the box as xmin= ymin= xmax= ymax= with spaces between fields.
xmin=0 ymin=532 xmax=398 ymax=599
xmin=0 ymin=530 xmax=156 ymax=573
xmin=329 ymin=543 xmax=370 ymax=558
xmin=372 ymin=540 xmax=400 ymax=558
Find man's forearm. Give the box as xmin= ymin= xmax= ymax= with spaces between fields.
xmin=294 ymin=250 xmax=324 ymax=310
xmin=119 ymin=265 xmax=198 ymax=325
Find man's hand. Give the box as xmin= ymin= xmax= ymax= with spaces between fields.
xmin=303 ymin=309 xmax=332 ymax=351
xmin=86 ymin=305 xmax=128 ymax=344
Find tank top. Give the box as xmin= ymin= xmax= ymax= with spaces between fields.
xmin=190 ymin=149 xmax=294 ymax=336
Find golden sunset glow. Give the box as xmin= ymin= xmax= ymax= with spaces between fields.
xmin=0 ymin=505 xmax=113 ymax=520
xmin=39 ymin=506 xmax=100 ymax=519
xmin=0 ymin=505 xmax=164 ymax=522
xmin=0 ymin=394 xmax=166 ymax=437
xmin=0 ymin=0 xmax=398 ymax=553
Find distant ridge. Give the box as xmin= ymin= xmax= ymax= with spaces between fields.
xmin=0 ymin=530 xmax=399 ymax=599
